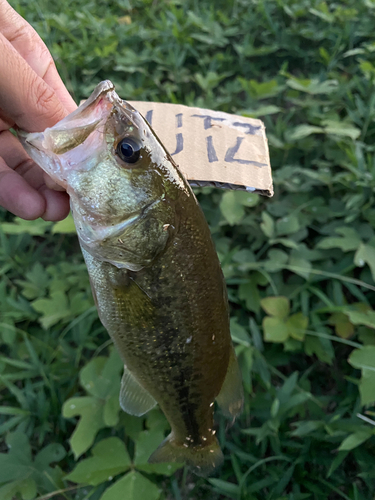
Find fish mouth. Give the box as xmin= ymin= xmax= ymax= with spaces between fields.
xmin=17 ymin=81 xmax=139 ymax=188
xmin=18 ymin=79 xmax=115 ymax=145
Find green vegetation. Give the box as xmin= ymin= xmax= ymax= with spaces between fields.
xmin=1 ymin=0 xmax=375 ymax=498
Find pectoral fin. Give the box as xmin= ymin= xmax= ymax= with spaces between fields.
xmin=216 ymin=345 xmax=244 ymax=418
xmin=120 ymin=365 xmax=157 ymax=416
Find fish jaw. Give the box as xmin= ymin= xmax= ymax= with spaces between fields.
xmin=18 ymin=81 xmax=118 ymax=190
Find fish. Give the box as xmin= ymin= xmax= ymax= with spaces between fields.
xmin=19 ymin=80 xmax=243 ymax=474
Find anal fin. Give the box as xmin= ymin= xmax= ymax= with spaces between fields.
xmin=216 ymin=344 xmax=244 ymax=418
xmin=120 ymin=365 xmax=157 ymax=416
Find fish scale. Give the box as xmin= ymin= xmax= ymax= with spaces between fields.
xmin=19 ymin=80 xmax=244 ymax=474
xmin=82 ymin=201 xmax=229 ymax=445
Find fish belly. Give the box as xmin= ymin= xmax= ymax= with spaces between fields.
xmin=82 ymin=205 xmax=231 ymax=445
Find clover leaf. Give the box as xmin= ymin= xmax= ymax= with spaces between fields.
xmin=62 ymin=348 xmax=123 ymax=458
xmin=0 ymin=431 xmax=65 ymax=500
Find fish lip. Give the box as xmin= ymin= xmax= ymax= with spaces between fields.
xmin=64 ymin=80 xmax=116 ymax=121
xmin=78 ymin=197 xmax=162 ymax=247
xmin=85 ymin=80 xmax=114 ymax=105
xmin=82 ymin=80 xmax=136 ymax=122
xmin=16 ymin=128 xmax=30 ymax=140
xmin=108 ymin=197 xmax=162 ymax=239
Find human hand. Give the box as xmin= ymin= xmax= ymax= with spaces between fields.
xmin=0 ymin=0 xmax=77 ymax=221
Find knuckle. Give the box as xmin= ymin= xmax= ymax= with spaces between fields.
xmin=7 ymin=23 xmax=31 ymax=45
xmin=38 ymin=42 xmax=54 ymax=64
xmin=30 ymin=78 xmax=63 ymax=124
xmin=9 ymin=23 xmax=56 ymax=76
xmin=13 ymin=157 xmax=35 ymax=176
xmin=33 ymin=79 xmax=55 ymax=109
xmin=34 ymin=40 xmax=56 ymax=73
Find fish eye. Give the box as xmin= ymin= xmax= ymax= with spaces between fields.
xmin=116 ymin=137 xmax=141 ymax=164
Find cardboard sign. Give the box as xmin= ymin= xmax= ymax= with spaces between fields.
xmin=80 ymin=99 xmax=273 ymax=196
xmin=129 ymin=102 xmax=273 ymax=197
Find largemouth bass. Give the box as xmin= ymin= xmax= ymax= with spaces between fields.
xmin=20 ymin=81 xmax=243 ymax=474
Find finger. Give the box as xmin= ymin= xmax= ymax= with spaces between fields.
xmin=0 ymin=34 xmax=67 ymax=132
xmin=0 ymin=131 xmax=70 ymax=220
xmin=0 ymin=0 xmax=76 ymax=113
xmin=0 ymin=130 xmax=44 ymax=186
xmin=0 ymin=158 xmax=70 ymax=220
xmin=0 ymin=155 xmax=45 ymax=219
xmin=0 ymin=130 xmax=65 ymax=191
xmin=0 ymin=112 xmax=12 ymax=131
xmin=39 ymin=185 xmax=70 ymax=221
xmin=0 ymin=156 xmax=70 ymax=221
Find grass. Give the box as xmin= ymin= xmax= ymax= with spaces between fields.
xmin=1 ymin=0 xmax=375 ymax=499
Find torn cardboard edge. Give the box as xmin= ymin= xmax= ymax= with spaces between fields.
xmin=189 ymin=181 xmax=271 ymax=197
xmin=81 ymin=99 xmax=273 ymax=196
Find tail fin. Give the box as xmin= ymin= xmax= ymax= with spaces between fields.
xmin=148 ymin=433 xmax=224 ymax=476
